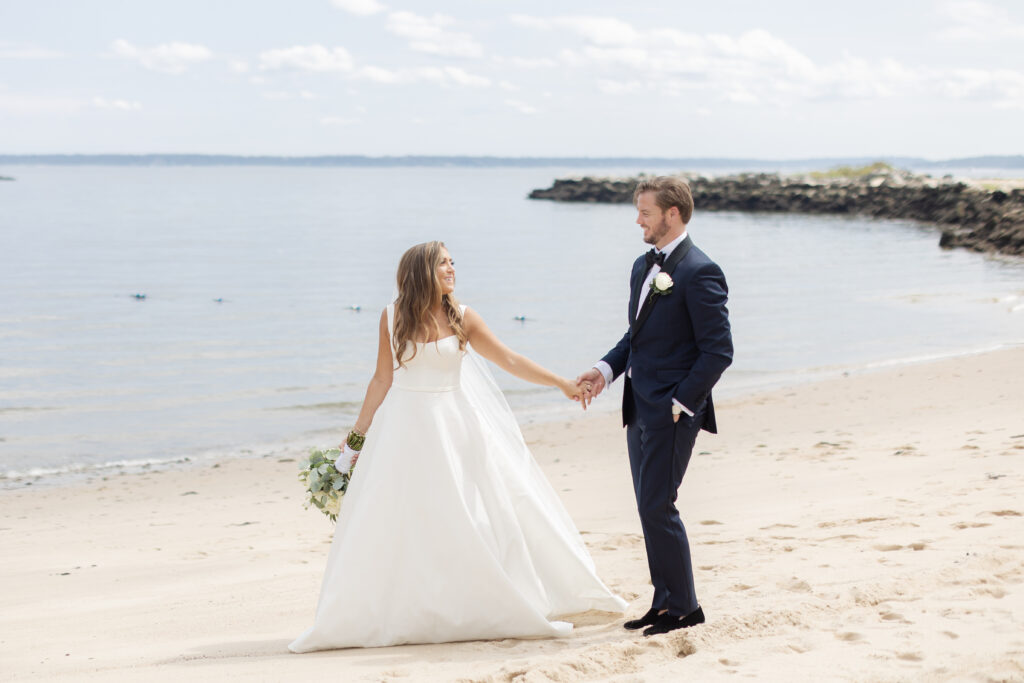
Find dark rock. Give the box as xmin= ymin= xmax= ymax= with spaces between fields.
xmin=528 ymin=170 xmax=1024 ymax=257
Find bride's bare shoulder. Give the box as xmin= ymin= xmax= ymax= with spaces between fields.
xmin=462 ymin=305 xmax=482 ymax=327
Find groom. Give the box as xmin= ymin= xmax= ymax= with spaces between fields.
xmin=577 ymin=176 xmax=732 ymax=636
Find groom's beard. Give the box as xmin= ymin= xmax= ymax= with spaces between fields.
xmin=643 ymin=217 xmax=671 ymax=245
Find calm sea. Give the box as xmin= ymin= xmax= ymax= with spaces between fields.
xmin=1 ymin=165 xmax=1022 ymax=486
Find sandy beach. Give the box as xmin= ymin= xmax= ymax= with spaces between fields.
xmin=2 ymin=347 xmax=1022 ymax=682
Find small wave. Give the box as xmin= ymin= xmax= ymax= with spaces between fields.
xmin=1 ymin=455 xmax=196 ymax=482
xmin=0 ymin=406 xmax=60 ymax=414
xmin=273 ymin=401 xmax=362 ymax=411
xmin=863 ymin=343 xmax=1016 ymax=369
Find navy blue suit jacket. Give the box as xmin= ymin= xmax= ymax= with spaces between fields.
xmin=601 ymin=236 xmax=733 ymax=432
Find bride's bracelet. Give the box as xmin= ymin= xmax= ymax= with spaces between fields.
xmin=346 ymin=428 xmax=366 ymax=452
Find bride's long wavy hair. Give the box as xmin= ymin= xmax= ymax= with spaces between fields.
xmin=392 ymin=241 xmax=467 ymax=368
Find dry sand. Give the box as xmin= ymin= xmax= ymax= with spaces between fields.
xmin=2 ymin=348 xmax=1023 ymax=681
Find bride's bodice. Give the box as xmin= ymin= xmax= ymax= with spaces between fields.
xmin=388 ymin=305 xmax=465 ymax=392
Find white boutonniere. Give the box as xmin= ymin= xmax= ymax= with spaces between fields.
xmin=650 ymin=271 xmax=674 ymax=298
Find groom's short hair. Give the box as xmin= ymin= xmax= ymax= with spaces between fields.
xmin=633 ymin=176 xmax=694 ymax=225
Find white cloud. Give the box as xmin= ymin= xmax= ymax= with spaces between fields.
xmin=494 ymin=56 xmax=557 ymax=69
xmin=509 ymin=14 xmax=638 ymax=45
xmin=355 ymin=64 xmax=490 ymax=87
xmin=259 ymin=45 xmax=354 ymax=72
xmin=320 ymin=115 xmax=360 ymax=125
xmin=505 ymin=99 xmax=538 ymax=115
xmin=228 ymin=59 xmax=250 ymax=73
xmin=442 ymin=66 xmax=490 ymax=87
xmin=386 ymin=11 xmax=483 ymax=58
xmin=111 ymin=39 xmax=212 ymax=74
xmin=596 ymin=79 xmax=640 ymax=95
xmin=0 ymin=42 xmax=63 ymax=59
xmin=92 ymin=96 xmax=142 ymax=111
xmin=936 ymin=1 xmax=1024 ymax=41
xmin=511 ymin=13 xmax=1024 ymax=109
xmin=332 ymin=0 xmax=386 ymax=15
xmin=357 ymin=65 xmax=405 ymax=84
xmin=260 ymin=90 xmax=317 ymax=101
xmin=938 ymin=67 xmax=1024 ymax=109
xmin=0 ymin=92 xmax=81 ymax=115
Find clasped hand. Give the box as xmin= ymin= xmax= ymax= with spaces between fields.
xmin=571 ymin=368 xmax=606 ymax=410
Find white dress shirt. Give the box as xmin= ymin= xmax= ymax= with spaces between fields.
xmin=594 ymin=232 xmax=693 ymax=417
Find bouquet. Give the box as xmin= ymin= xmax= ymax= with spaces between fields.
xmin=298 ymin=447 xmax=355 ymax=522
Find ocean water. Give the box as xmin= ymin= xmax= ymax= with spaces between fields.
xmin=1 ymin=165 xmax=1022 ymax=486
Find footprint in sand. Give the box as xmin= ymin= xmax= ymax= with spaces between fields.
xmin=492 ymin=639 xmax=523 ymax=649
xmin=897 ymin=652 xmax=923 ymax=661
xmin=779 ymin=577 xmax=812 ymax=592
xmin=879 ymin=610 xmax=911 ymax=624
xmin=953 ymin=521 xmax=992 ymax=529
xmin=700 ymin=520 xmax=723 ymax=525
xmin=784 ymin=642 xmax=813 ymax=654
xmin=835 ymin=631 xmax=863 ymax=642
xmin=874 ymin=544 xmax=903 ymax=551
xmin=675 ymin=638 xmax=697 ymax=658
xmin=989 ymin=510 xmax=1022 ymax=517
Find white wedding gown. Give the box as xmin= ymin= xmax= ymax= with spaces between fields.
xmin=289 ymin=305 xmax=626 ymax=652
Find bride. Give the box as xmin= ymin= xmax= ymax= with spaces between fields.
xmin=289 ymin=241 xmax=627 ymax=652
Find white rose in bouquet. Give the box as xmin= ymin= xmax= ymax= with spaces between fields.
xmin=298 ymin=447 xmax=355 ymax=522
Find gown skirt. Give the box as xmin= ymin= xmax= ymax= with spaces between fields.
xmin=289 ymin=308 xmax=626 ymax=652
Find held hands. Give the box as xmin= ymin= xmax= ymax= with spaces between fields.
xmin=574 ymin=368 xmax=606 ymax=410
xmin=558 ymin=377 xmax=583 ymax=404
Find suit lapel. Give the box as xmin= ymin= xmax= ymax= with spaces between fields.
xmin=627 ymin=258 xmax=646 ymax=327
xmin=632 ymin=236 xmax=693 ymax=334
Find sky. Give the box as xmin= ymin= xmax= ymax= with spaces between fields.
xmin=1 ymin=0 xmax=1023 ymax=158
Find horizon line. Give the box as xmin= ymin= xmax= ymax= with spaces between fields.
xmin=2 ymin=153 xmax=1024 ymax=168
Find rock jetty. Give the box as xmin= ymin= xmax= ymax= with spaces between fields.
xmin=529 ymin=167 xmax=1024 ymax=257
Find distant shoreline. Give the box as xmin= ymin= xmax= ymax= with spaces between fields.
xmin=1 ymin=153 xmax=1024 ymax=170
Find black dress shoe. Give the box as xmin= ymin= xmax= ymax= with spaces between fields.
xmin=642 ymin=606 xmax=705 ymax=636
xmin=623 ymin=607 xmax=662 ymax=631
